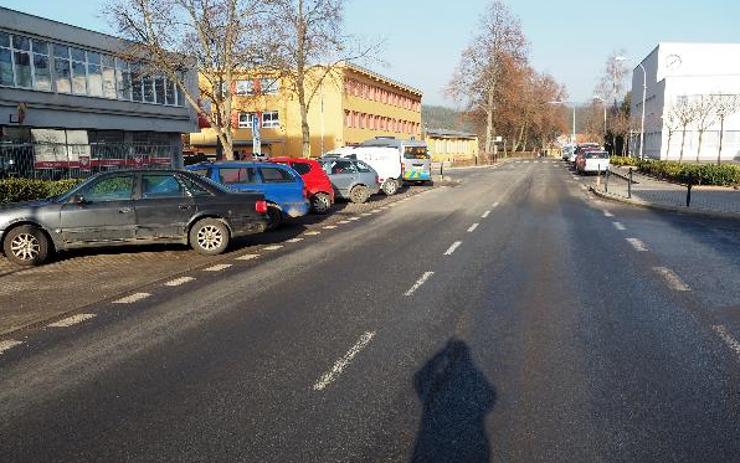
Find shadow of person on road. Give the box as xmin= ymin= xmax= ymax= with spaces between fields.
xmin=411 ymin=338 xmax=496 ymax=463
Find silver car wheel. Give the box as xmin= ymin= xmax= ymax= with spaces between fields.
xmin=197 ymin=225 xmax=223 ymax=251
xmin=10 ymin=233 xmax=40 ymax=261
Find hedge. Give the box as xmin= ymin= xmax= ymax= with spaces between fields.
xmin=0 ymin=178 xmax=81 ymax=205
xmin=609 ymin=157 xmax=740 ymax=187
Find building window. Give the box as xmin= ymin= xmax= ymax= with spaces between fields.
xmin=238 ymin=112 xmax=256 ymax=129
xmin=154 ymin=76 xmax=166 ymax=104
xmin=262 ymin=111 xmax=280 ymax=128
xmin=70 ymin=47 xmax=87 ymax=95
xmin=235 ymin=79 xmax=255 ymax=96
xmin=260 ymin=77 xmax=279 ymax=95
xmin=116 ymin=58 xmax=131 ymax=100
xmin=101 ymin=55 xmax=116 ymax=99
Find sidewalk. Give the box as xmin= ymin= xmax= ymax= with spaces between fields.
xmin=592 ymin=165 xmax=740 ymax=217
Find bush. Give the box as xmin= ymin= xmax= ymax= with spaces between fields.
xmin=0 ymin=178 xmax=81 ymax=205
xmin=609 ymin=156 xmax=639 ymax=167
xmin=616 ymin=159 xmax=740 ymax=186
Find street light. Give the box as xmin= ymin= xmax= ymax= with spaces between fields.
xmin=550 ymin=100 xmax=575 ymax=144
xmin=592 ymin=95 xmax=607 ymax=135
xmin=616 ymin=56 xmax=647 ymax=159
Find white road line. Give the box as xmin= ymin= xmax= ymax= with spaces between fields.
xmin=524 ymin=160 xmax=530 ymax=164
xmin=613 ymin=222 xmax=627 ymax=231
xmin=338 ymin=220 xmax=351 ymax=224
xmin=113 ymin=292 xmax=151 ymax=304
xmin=263 ymin=245 xmax=284 ymax=251
xmin=349 ymin=217 xmax=361 ymax=221
xmin=626 ymin=238 xmax=648 ymax=252
xmin=603 ymin=210 xmax=615 ymax=217
xmin=481 ymin=210 xmax=491 ymax=218
xmin=653 ymin=267 xmax=691 ymax=291
xmin=236 ymin=253 xmax=260 ymax=261
xmin=444 ymin=241 xmax=462 ymax=256
xmin=164 ymin=276 xmax=195 ymax=287
xmin=404 ymin=271 xmax=435 ymax=297
xmin=492 ymin=201 xmax=500 ymax=208
xmin=372 ymin=209 xmax=382 ymax=213
xmin=313 ymin=331 xmax=376 ymax=391
xmin=286 ymin=238 xmax=304 ymax=243
xmin=203 ymin=263 xmax=233 ymax=272
xmin=361 ymin=213 xmax=372 ymax=217
xmin=712 ymin=325 xmax=740 ymax=359
xmin=467 ymin=223 xmax=480 ymax=233
xmin=304 ymin=231 xmax=321 ymax=236
xmin=48 ymin=313 xmax=96 ymax=328
xmin=323 ymin=225 xmax=338 ymax=230
xmin=0 ymin=340 xmax=23 ymax=355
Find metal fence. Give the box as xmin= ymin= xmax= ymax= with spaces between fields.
xmin=0 ymin=143 xmax=178 ymax=180
xmin=600 ymin=166 xmax=740 ymax=215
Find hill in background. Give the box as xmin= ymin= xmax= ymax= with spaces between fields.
xmin=422 ymin=105 xmax=475 ymax=133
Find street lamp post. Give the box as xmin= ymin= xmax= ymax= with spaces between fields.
xmin=593 ymin=95 xmax=607 ymax=135
xmin=616 ymin=56 xmax=647 ymax=159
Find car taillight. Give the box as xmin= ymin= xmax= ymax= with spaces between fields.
xmin=255 ymin=200 xmax=268 ymax=214
xmin=303 ymin=186 xmax=309 ymax=198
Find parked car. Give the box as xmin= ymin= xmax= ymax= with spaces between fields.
xmin=318 ymin=158 xmax=380 ymax=204
xmin=325 ymin=146 xmax=403 ymax=195
xmin=187 ymin=162 xmax=310 ymax=229
xmin=570 ymin=143 xmax=601 ymax=163
xmin=359 ymin=137 xmax=432 ymax=185
xmin=576 ymin=150 xmax=610 ymax=174
xmin=561 ymin=144 xmax=576 ymax=161
xmin=0 ymin=169 xmax=269 ymax=266
xmin=270 ymin=157 xmax=335 ymax=214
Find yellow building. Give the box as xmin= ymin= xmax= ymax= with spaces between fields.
xmin=425 ymin=129 xmax=480 ymax=164
xmin=188 ymin=62 xmax=423 ymax=158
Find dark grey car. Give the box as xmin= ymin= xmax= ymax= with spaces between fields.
xmin=318 ymin=158 xmax=380 ymax=204
xmin=0 ymin=169 xmax=269 ymax=266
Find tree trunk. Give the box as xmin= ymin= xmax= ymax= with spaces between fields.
xmin=665 ymin=131 xmax=672 ymax=159
xmin=718 ymin=117 xmax=725 ymax=165
xmin=484 ymin=88 xmax=495 ymax=155
xmin=697 ymin=130 xmax=704 ymax=162
xmin=679 ymin=128 xmax=687 ymax=163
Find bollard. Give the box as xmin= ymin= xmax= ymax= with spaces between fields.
xmin=596 ymin=167 xmax=601 ymax=188
xmin=628 ymin=169 xmax=633 ymax=199
xmin=686 ymin=184 xmax=692 ymax=207
xmin=605 ymin=168 xmax=609 ymax=193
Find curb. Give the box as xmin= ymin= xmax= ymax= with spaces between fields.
xmin=588 ymin=186 xmax=740 ymax=222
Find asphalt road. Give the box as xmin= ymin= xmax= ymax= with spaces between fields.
xmin=1 ymin=160 xmax=738 ymax=462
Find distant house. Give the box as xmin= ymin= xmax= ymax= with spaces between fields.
xmin=425 ymin=129 xmax=479 ymax=164
xmin=632 ymin=42 xmax=740 ymax=161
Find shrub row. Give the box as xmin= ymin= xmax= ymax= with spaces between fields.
xmin=610 ymin=157 xmax=740 ymax=186
xmin=0 ymin=178 xmax=80 ymax=205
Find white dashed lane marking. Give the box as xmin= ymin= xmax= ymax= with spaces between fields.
xmin=263 ymin=245 xmax=284 ymax=251
xmin=0 ymin=340 xmax=23 ymax=355
xmin=444 ymin=241 xmax=463 ymax=256
xmin=404 ymin=271 xmax=435 ymax=297
xmin=203 ymin=264 xmax=233 ymax=272
xmin=653 ymin=267 xmax=691 ymax=291
xmin=286 ymin=238 xmax=304 ymax=243
xmin=492 ymin=201 xmax=500 ymax=208
xmin=712 ymin=325 xmax=740 ymax=359
xmin=323 ymin=225 xmax=338 ymax=230
xmin=236 ymin=254 xmax=260 ymax=261
xmin=48 ymin=313 xmax=96 ymax=328
xmin=113 ymin=292 xmax=151 ymax=304
xmin=361 ymin=213 xmax=372 ymax=217
xmin=164 ymin=276 xmax=195 ymax=287
xmin=313 ymin=331 xmax=376 ymax=392
xmin=481 ymin=210 xmax=491 ymax=218
xmin=626 ymin=238 xmax=648 ymax=252
xmin=349 ymin=217 xmax=361 ymax=221
xmin=603 ymin=210 xmax=615 ymax=217
xmin=304 ymin=231 xmax=321 ymax=236
xmin=613 ymin=222 xmax=627 ymax=231
xmin=338 ymin=220 xmax=351 ymax=224
xmin=467 ymin=223 xmax=480 ymax=233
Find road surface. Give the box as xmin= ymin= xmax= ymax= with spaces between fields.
xmin=1 ymin=160 xmax=738 ymax=462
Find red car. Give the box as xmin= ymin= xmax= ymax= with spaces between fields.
xmin=270 ymin=157 xmax=335 ymax=214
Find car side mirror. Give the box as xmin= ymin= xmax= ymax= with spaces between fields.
xmin=70 ymin=194 xmax=87 ymax=205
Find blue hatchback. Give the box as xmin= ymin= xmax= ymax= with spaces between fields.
xmin=186 ymin=162 xmax=310 ymax=229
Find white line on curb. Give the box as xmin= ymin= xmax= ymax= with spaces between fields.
xmin=113 ymin=292 xmax=151 ymax=304
xmin=712 ymin=325 xmax=740 ymax=359
xmin=653 ymin=267 xmax=691 ymax=291
xmin=263 ymin=245 xmax=284 ymax=251
xmin=0 ymin=340 xmax=23 ymax=355
xmin=603 ymin=210 xmax=615 ymax=217
xmin=613 ymin=222 xmax=627 ymax=231
xmin=48 ymin=313 xmax=96 ymax=328
xmin=164 ymin=276 xmax=195 ymax=287
xmin=286 ymin=238 xmax=304 ymax=243
xmin=236 ymin=253 xmax=260 ymax=261
xmin=626 ymin=238 xmax=648 ymax=252
xmin=481 ymin=210 xmax=491 ymax=218
xmin=467 ymin=223 xmax=480 ymax=233
xmin=444 ymin=241 xmax=463 ymax=256
xmin=404 ymin=271 xmax=435 ymax=297
xmin=313 ymin=331 xmax=376 ymax=391
xmin=203 ymin=264 xmax=233 ymax=272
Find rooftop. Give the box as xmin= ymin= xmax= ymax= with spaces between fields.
xmin=425 ymin=129 xmax=478 ymax=139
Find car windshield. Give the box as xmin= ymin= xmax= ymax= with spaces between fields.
xmin=585 ymin=152 xmax=609 ymax=159
xmin=404 ymin=147 xmax=430 ymax=160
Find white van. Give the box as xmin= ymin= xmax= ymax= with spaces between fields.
xmin=324 ymin=146 xmax=403 ymax=195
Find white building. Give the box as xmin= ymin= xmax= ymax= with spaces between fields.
xmin=632 ymin=42 xmax=740 ymax=161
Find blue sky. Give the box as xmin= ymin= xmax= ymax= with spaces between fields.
xmin=3 ymin=0 xmax=740 ymax=107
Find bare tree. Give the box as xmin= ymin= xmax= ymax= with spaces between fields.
xmin=107 ymin=0 xmax=269 ymax=160
xmin=673 ymin=97 xmax=698 ymax=163
xmin=268 ymin=0 xmax=379 ymax=157
xmin=596 ymin=49 xmax=630 ymax=109
xmin=448 ymin=1 xmax=528 ymax=157
xmin=662 ymin=104 xmax=680 ymax=158
xmin=712 ymin=94 xmax=740 ymax=164
xmin=693 ymin=95 xmax=717 ymax=162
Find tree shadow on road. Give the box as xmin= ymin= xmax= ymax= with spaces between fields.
xmin=411 ymin=338 xmax=496 ymax=463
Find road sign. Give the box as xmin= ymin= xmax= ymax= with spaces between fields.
xmin=252 ymin=114 xmax=261 ymax=157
